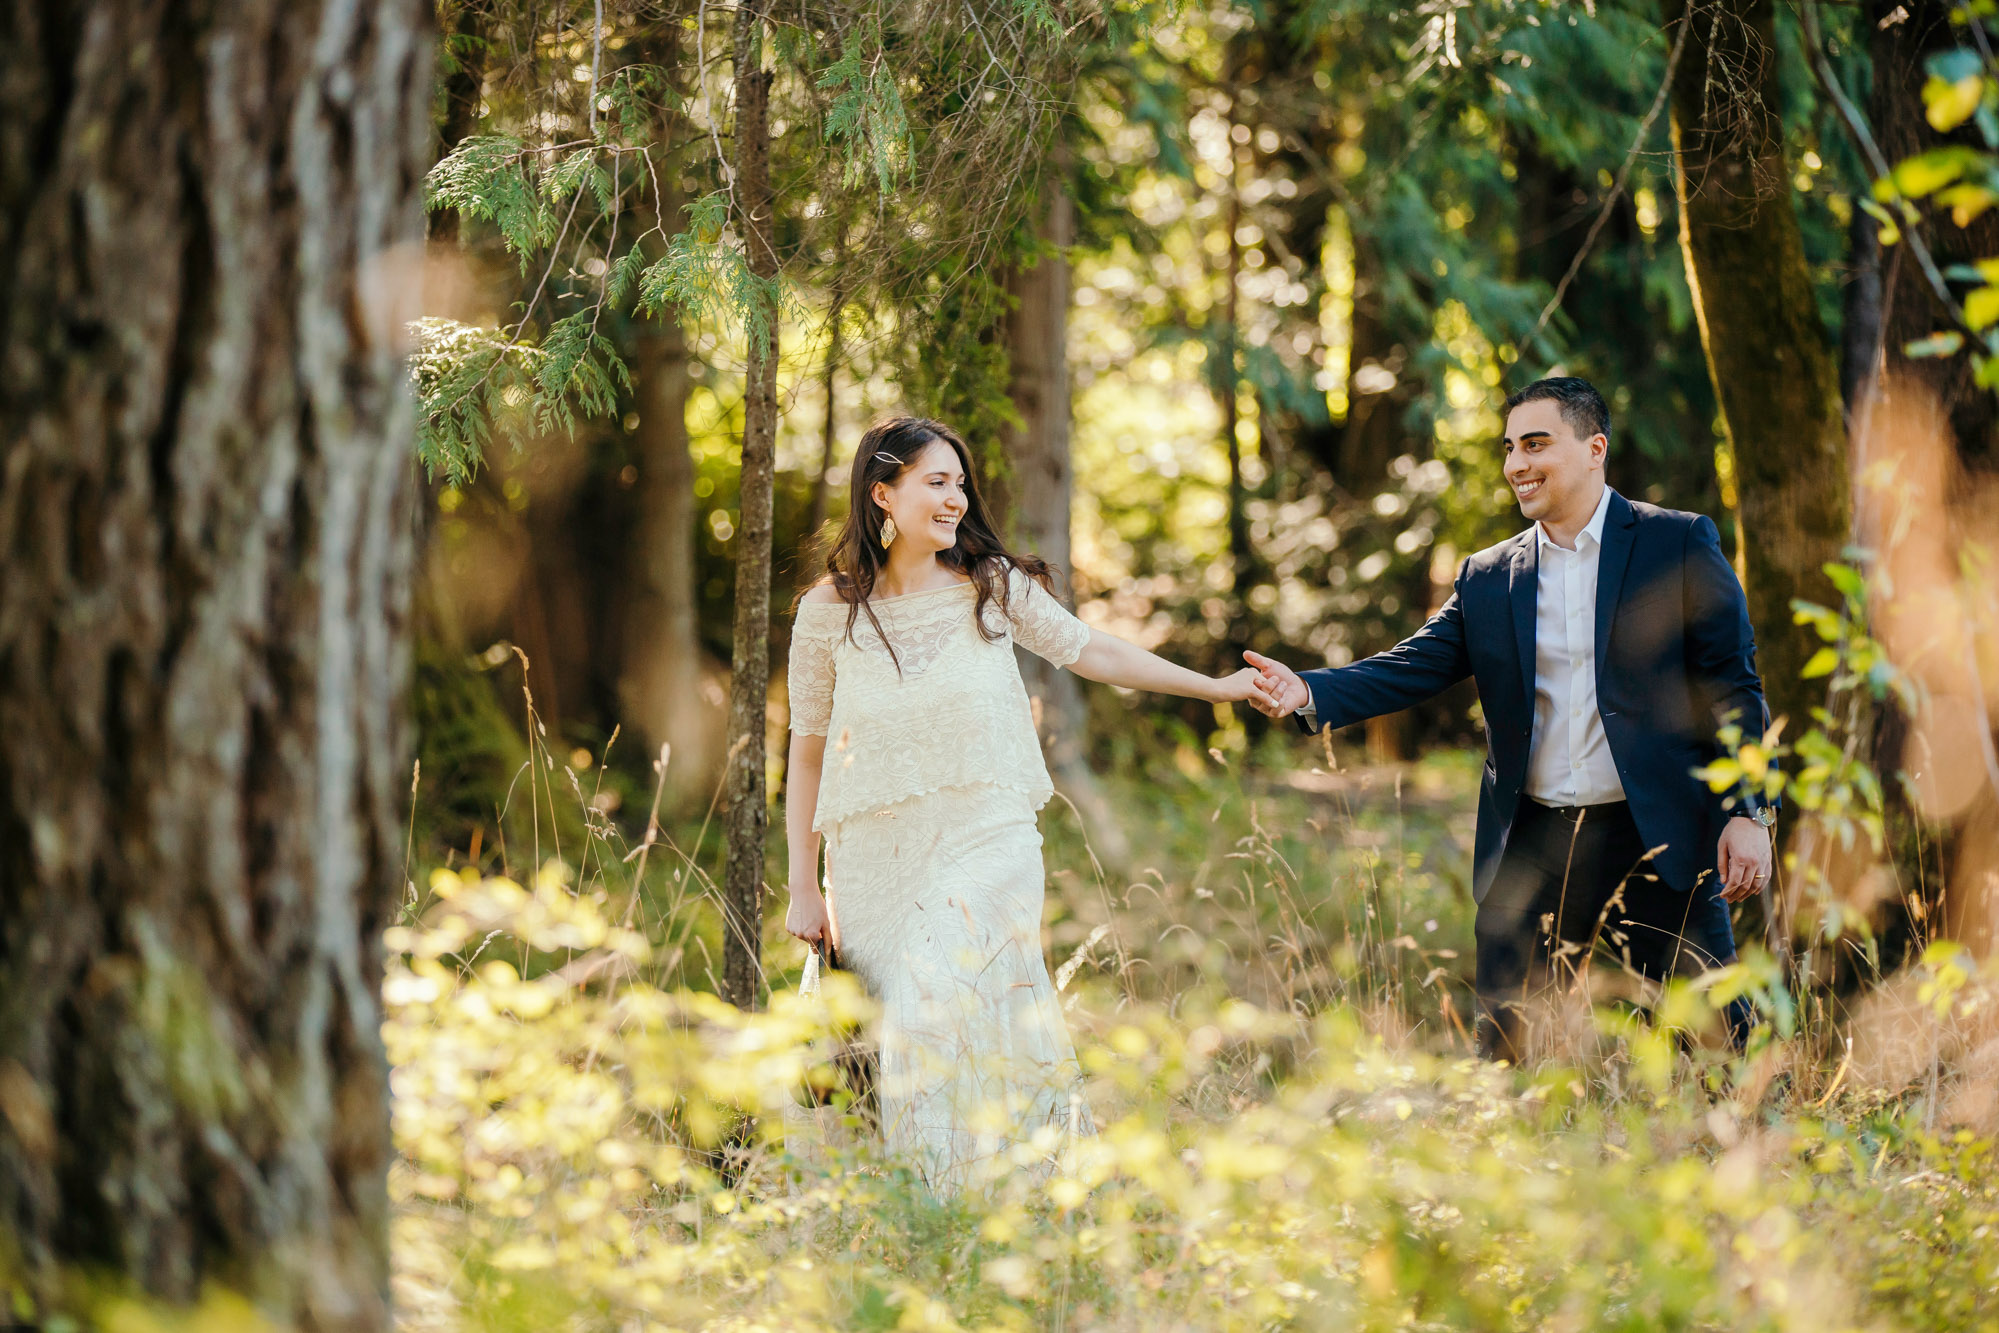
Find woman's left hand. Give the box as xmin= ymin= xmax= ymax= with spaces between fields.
xmin=1213 ymin=666 xmax=1284 ymax=715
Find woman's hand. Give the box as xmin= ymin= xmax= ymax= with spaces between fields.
xmin=1212 ymin=666 xmax=1284 ymax=715
xmin=785 ymin=882 xmax=829 ymax=943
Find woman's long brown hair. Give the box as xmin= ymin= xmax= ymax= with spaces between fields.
xmin=807 ymin=416 xmax=1053 ymax=673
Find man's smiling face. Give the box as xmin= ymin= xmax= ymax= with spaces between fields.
xmin=1502 ymin=398 xmax=1606 ymax=527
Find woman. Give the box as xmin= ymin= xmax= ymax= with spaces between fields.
xmin=784 ymin=416 xmax=1274 ymax=1193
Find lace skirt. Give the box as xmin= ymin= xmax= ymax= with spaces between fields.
xmin=824 ymin=783 xmax=1093 ymax=1193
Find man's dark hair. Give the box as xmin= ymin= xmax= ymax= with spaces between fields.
xmin=1503 ymin=376 xmax=1610 ymax=446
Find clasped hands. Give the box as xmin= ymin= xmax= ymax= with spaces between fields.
xmin=1239 ymin=650 xmax=1309 ymax=720
xmin=1230 ymin=650 xmax=1775 ymax=900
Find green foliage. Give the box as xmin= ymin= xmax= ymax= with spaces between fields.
xmin=408 ymin=316 xmax=626 ymax=485
xmin=636 ymin=192 xmax=791 ymax=362
xmin=1865 ymin=23 xmax=1999 ymax=388
xmin=818 ymin=30 xmax=912 ymax=193
xmin=427 ymin=135 xmax=553 ymax=267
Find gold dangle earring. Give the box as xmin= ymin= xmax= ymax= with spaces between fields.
xmin=880 ymin=514 xmax=898 ymax=549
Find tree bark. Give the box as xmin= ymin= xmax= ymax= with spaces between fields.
xmin=1869 ymin=0 xmax=1999 ymax=468
xmin=1002 ymin=177 xmax=1130 ymax=869
xmin=0 ymin=2 xmax=428 ymax=1327
xmin=1841 ymin=205 xmax=1884 ymax=415
xmin=623 ymin=281 xmax=716 ymax=813
xmin=618 ymin=30 xmax=719 ymax=815
xmin=1666 ymin=0 xmax=1849 ymax=741
xmin=1218 ymin=129 xmax=1251 ymax=595
xmin=429 ymin=0 xmax=487 ymax=244
xmin=807 ymin=294 xmax=842 ymax=545
xmin=722 ymin=2 xmax=777 ymax=1009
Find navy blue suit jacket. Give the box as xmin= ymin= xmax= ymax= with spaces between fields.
xmin=1298 ymin=490 xmax=1772 ymax=901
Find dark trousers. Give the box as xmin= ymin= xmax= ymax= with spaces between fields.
xmin=1474 ymin=798 xmax=1744 ymax=1061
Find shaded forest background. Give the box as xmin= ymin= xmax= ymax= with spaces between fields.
xmin=411 ymin=0 xmax=1885 ymax=966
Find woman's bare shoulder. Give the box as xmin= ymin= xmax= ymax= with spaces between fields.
xmin=800 ymin=580 xmax=846 ymax=605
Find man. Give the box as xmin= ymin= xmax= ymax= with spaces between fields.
xmin=1247 ymin=377 xmax=1775 ymax=1059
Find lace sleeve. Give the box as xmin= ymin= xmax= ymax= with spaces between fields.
xmin=787 ymin=606 xmax=840 ymax=736
xmin=1004 ymin=569 xmax=1093 ymax=668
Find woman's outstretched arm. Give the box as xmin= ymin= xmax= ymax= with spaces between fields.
xmin=783 ymin=730 xmax=829 ymax=942
xmin=1068 ymin=628 xmax=1280 ymax=712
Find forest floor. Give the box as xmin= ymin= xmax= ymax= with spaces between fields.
xmin=385 ymin=740 xmax=1999 ymax=1332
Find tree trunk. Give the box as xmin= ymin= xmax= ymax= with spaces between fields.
xmin=623 ymin=305 xmax=718 ymax=811
xmin=1869 ymin=0 xmax=1999 ymax=468
xmin=1219 ymin=129 xmax=1251 ymax=595
xmin=1002 ymin=177 xmax=1131 ymax=869
xmin=618 ymin=33 xmax=718 ymax=816
xmin=0 ymin=3 xmax=428 ymax=1328
xmin=807 ymin=296 xmax=842 ymax=545
xmin=1841 ymin=205 xmax=1884 ymax=415
xmin=1666 ymin=0 xmax=1849 ymax=742
xmin=429 ymin=0 xmax=487 ymax=244
xmin=722 ymin=3 xmax=777 ymax=1009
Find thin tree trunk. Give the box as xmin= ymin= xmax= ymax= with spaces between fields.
xmin=624 ymin=305 xmax=714 ymax=810
xmin=1666 ymin=0 xmax=1849 ymax=743
xmin=722 ymin=2 xmax=777 ymax=1009
xmin=807 ymin=294 xmax=842 ymax=545
xmin=1219 ymin=126 xmax=1250 ymax=596
xmin=0 ymin=3 xmax=428 ymax=1327
xmin=619 ymin=30 xmax=716 ymax=814
xmin=1841 ymin=205 xmax=1883 ymax=414
xmin=1003 ymin=176 xmax=1130 ymax=869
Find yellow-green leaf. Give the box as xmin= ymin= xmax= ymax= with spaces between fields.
xmin=1967 ymin=285 xmax=1999 ymax=331
xmin=1942 ymin=185 xmax=1999 ymax=227
xmin=1891 ymin=148 xmax=1977 ymax=199
xmin=1802 ymin=646 xmax=1839 ymax=678
xmin=1924 ymin=74 xmax=1985 ymax=132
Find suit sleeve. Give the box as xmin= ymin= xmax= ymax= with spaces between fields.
xmin=1294 ymin=566 xmax=1473 ymax=735
xmin=1683 ymin=514 xmax=1778 ymax=810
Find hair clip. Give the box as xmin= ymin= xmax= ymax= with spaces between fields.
xmin=875 ymin=451 xmax=904 ymax=465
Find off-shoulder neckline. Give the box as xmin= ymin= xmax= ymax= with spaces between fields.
xmin=797 ymin=578 xmax=976 ymax=613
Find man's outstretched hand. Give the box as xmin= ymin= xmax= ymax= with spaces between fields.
xmin=1242 ymin=650 xmax=1310 ymax=719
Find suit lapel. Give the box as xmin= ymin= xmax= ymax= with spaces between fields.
xmin=1508 ymin=532 xmax=1537 ymax=718
xmin=1593 ymin=489 xmax=1637 ymax=688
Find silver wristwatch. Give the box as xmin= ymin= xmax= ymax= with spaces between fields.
xmin=1736 ymin=805 xmax=1776 ymax=829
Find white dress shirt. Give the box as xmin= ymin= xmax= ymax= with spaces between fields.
xmin=1525 ymin=485 xmax=1626 ymax=806
xmin=1294 ymin=486 xmax=1627 ymax=806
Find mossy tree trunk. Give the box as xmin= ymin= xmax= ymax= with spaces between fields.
xmin=1666 ymin=0 xmax=1849 ymax=742
xmin=0 ymin=2 xmax=430 ymax=1327
xmin=722 ymin=2 xmax=777 ymax=1009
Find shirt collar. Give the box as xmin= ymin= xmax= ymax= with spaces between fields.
xmin=1534 ymin=484 xmax=1615 ymax=553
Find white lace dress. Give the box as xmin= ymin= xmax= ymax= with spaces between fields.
xmin=787 ymin=569 xmax=1096 ymax=1192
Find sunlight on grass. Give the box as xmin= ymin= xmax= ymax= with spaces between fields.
xmin=385 ymin=822 xmax=1999 ymax=1331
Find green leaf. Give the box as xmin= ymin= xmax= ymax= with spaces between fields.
xmin=1802 ymin=647 xmax=1840 ymax=678
xmin=1888 ymin=146 xmax=1984 ymax=199
xmin=1923 ymin=74 xmax=1986 ymax=133
xmin=1926 ymin=47 xmax=1984 ymax=85
xmin=1823 ymin=562 xmax=1866 ymax=599
xmin=1904 ymin=330 xmax=1965 ymax=358
xmin=1968 ymin=286 xmax=1999 ymax=330
xmin=1859 ymin=197 xmax=1903 ymax=246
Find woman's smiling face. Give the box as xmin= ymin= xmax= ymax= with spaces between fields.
xmin=873 ymin=436 xmax=967 ymax=552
